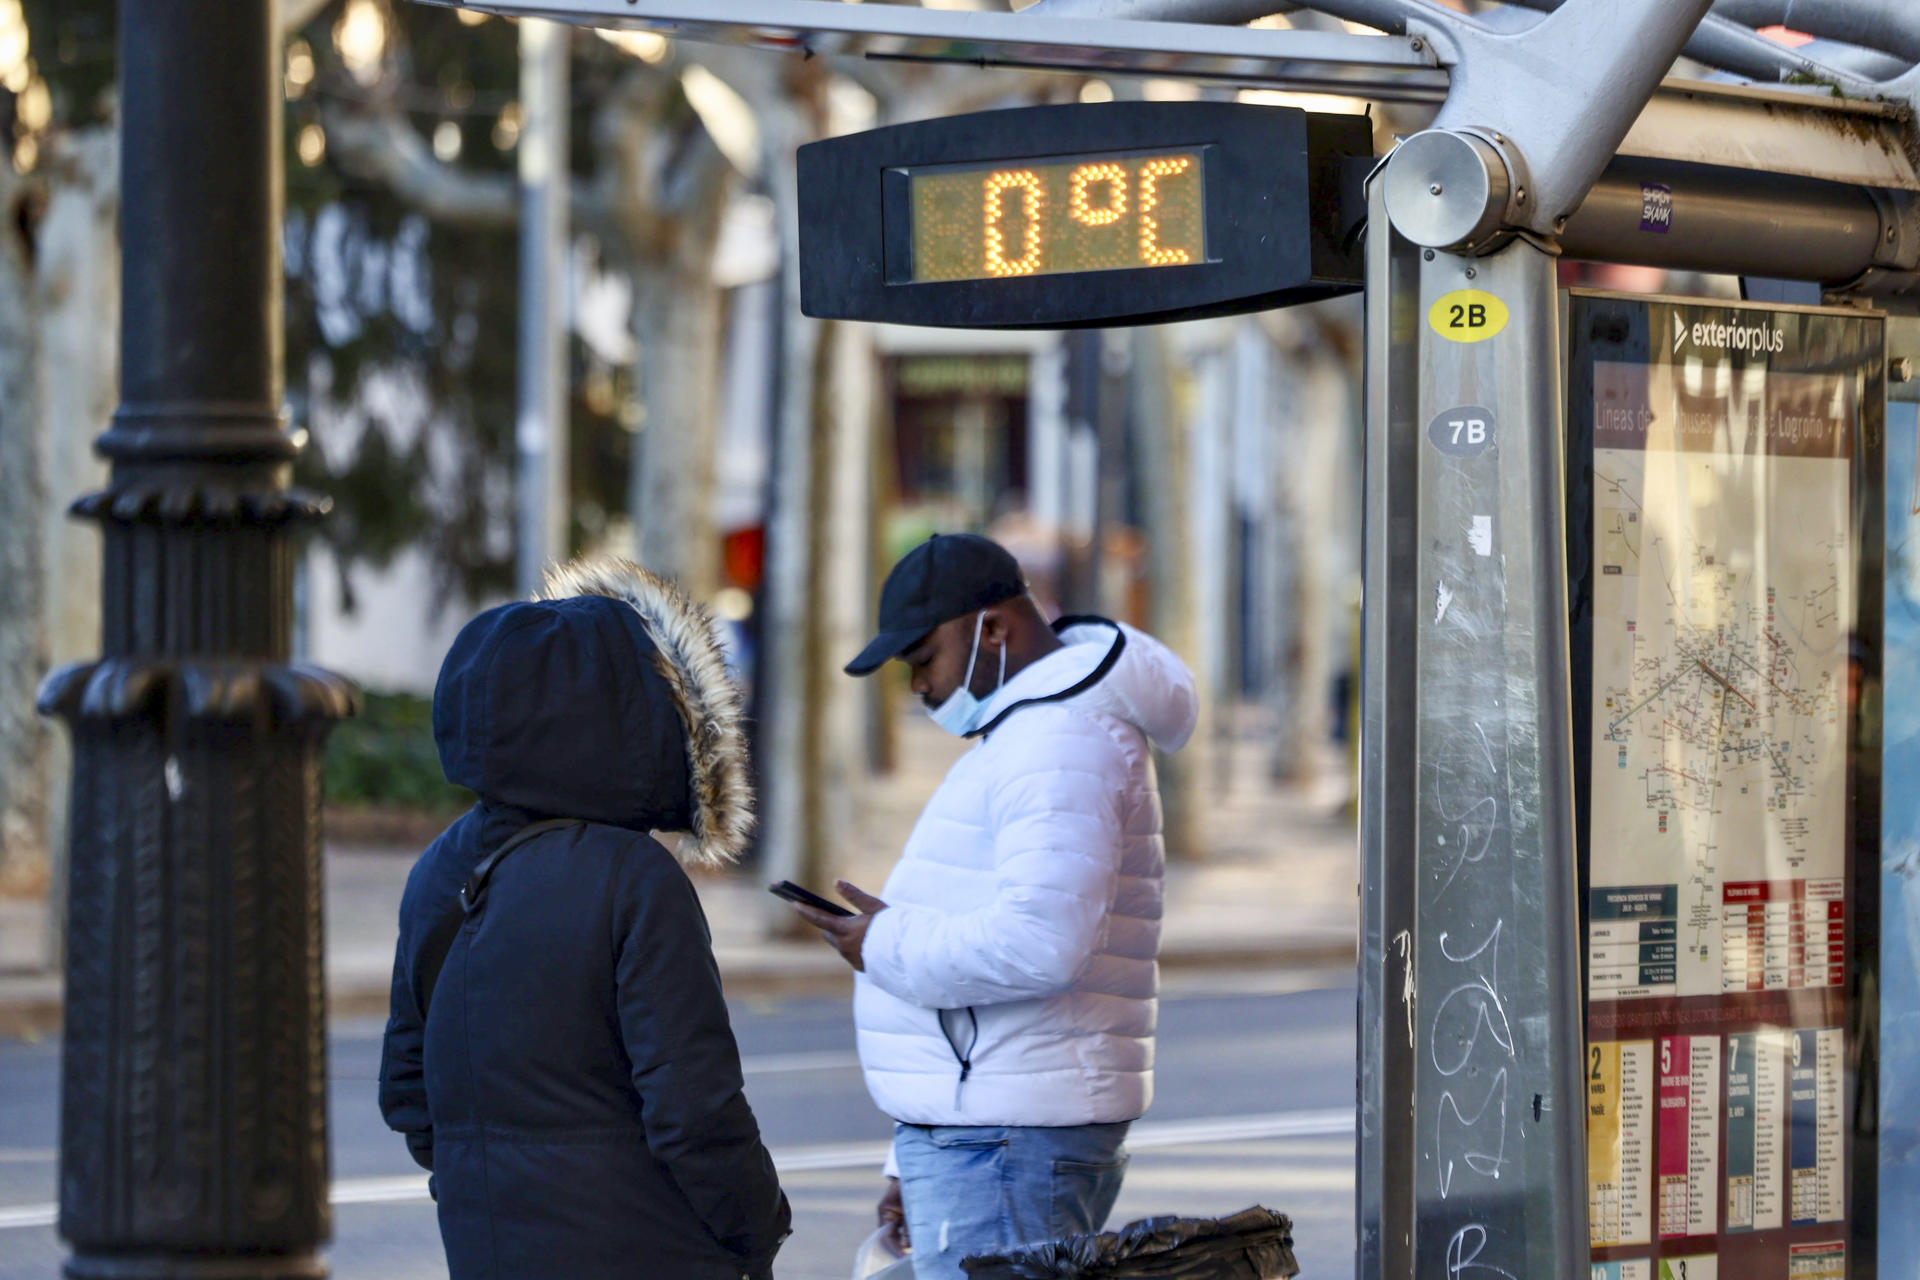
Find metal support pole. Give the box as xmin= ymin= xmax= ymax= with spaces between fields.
xmin=1358 ymin=174 xmax=1421 ymax=1280
xmin=1359 ymin=180 xmax=1588 ymax=1278
xmin=36 ymin=3 xmax=356 ymax=1276
xmin=515 ymin=17 xmax=571 ymax=596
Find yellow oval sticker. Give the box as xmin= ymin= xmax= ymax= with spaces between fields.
xmin=1428 ymin=289 xmax=1509 ymax=343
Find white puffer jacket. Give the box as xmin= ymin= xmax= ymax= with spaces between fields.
xmin=855 ymin=618 xmax=1198 ymax=1128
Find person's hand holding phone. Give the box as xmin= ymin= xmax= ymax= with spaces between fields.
xmin=785 ymin=879 xmax=887 ymax=971
xmin=768 ymin=880 xmax=853 ymax=916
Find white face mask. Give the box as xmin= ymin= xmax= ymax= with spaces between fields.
xmin=927 ymin=610 xmax=1006 ymax=737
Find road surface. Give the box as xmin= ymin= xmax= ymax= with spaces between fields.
xmin=0 ymin=970 xmax=1355 ymax=1279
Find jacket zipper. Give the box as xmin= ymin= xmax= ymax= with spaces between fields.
xmin=938 ymin=1007 xmax=979 ymax=1111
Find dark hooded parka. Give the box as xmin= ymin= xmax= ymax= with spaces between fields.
xmin=379 ymin=559 xmax=789 ymax=1280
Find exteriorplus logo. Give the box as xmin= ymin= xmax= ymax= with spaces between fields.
xmin=1672 ymin=312 xmax=1786 ymax=355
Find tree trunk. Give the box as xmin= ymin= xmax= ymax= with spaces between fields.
xmin=817 ymin=320 xmax=878 ymax=873
xmin=36 ymin=130 xmax=119 ymax=912
xmin=756 ymin=99 xmax=829 ymax=931
xmin=1186 ymin=333 xmax=1236 ymax=797
xmin=630 ymin=252 xmax=725 ymax=597
xmin=0 ymin=167 xmax=48 ymax=897
xmin=1274 ymin=350 xmax=1344 ymax=778
xmin=1263 ymin=304 xmax=1363 ymax=781
xmin=1131 ymin=325 xmax=1202 ymax=860
xmin=0 ymin=126 xmax=117 ymax=906
xmin=1264 ymin=336 xmax=1307 ymax=777
xmin=600 ymin=67 xmax=736 ymax=601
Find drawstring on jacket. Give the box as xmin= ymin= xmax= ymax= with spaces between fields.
xmin=939 ymin=1007 xmax=980 ymax=1110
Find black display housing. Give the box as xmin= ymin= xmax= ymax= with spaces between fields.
xmin=798 ymin=100 xmax=1372 ymax=329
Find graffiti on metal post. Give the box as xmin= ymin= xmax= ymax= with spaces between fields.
xmin=1432 ymin=724 xmax=1499 ymax=899
xmin=1431 ymin=921 xmax=1514 ymax=1076
xmin=1426 ymin=716 xmax=1520 ymax=1262
xmin=1433 ymin=918 xmax=1515 ymax=1197
xmin=1445 ymin=1223 xmax=1519 ymax=1280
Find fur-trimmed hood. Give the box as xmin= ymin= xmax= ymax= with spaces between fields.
xmin=431 ymin=557 xmax=752 ymax=867
xmin=538 ymin=557 xmax=753 ymax=867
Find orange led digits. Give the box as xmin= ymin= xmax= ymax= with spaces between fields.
xmin=983 ymin=169 xmax=1045 ymax=276
xmin=1069 ymin=163 xmax=1127 ymax=227
xmin=1139 ymin=156 xmax=1194 ymax=266
xmin=908 ymin=149 xmax=1203 ymax=283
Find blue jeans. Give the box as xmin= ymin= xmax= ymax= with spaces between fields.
xmin=892 ymin=1121 xmax=1130 ymax=1280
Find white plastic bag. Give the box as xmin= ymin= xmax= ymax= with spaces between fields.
xmin=851 ymin=1226 xmax=915 ymax=1280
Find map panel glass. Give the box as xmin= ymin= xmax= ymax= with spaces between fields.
xmin=1590 ymin=360 xmax=1854 ymax=1002
xmin=1571 ymin=295 xmax=1881 ymax=1279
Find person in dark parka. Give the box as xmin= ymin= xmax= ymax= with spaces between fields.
xmin=378 ymin=556 xmax=790 ymax=1280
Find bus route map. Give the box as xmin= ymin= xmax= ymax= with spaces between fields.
xmin=1587 ymin=360 xmax=1854 ymax=1005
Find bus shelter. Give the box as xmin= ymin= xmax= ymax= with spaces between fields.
xmin=518 ymin=2 xmax=1916 ymax=1273
xmin=41 ymin=0 xmax=1920 ymax=1276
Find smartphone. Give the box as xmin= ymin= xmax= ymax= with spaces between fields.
xmin=768 ymin=880 xmax=855 ymax=917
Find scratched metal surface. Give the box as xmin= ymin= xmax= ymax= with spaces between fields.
xmin=1359 ymin=217 xmax=1589 ymax=1278
xmin=1411 ymin=239 xmax=1588 ymax=1276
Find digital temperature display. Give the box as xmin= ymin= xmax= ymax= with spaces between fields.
xmin=797 ymin=101 xmax=1371 ymax=329
xmin=903 ymin=150 xmax=1207 ymax=283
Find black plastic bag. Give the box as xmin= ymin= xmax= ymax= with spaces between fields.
xmin=959 ymin=1207 xmax=1298 ymax=1280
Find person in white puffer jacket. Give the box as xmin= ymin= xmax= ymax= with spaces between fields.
xmin=788 ymin=533 xmax=1197 ymax=1280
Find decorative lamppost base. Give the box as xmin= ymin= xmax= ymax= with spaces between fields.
xmin=36 ymin=2 xmax=358 ymax=1276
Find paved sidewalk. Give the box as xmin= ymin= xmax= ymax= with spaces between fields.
xmin=0 ymin=710 xmax=1358 ymax=1036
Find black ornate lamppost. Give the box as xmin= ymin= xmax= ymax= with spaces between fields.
xmin=37 ymin=2 xmax=356 ymax=1276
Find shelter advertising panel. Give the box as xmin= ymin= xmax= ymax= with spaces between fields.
xmin=1568 ymin=294 xmax=1881 ymax=1278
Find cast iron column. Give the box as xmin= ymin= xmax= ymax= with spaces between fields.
xmin=37 ymin=2 xmax=356 ymax=1276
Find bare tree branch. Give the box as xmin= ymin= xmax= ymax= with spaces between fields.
xmin=587 ymin=64 xmax=737 ymax=261
xmin=313 ymin=51 xmax=733 ymax=257
xmin=323 ymin=104 xmax=519 ymax=228
xmin=678 ymin=42 xmax=791 ymax=115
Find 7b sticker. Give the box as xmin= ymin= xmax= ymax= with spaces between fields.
xmin=1429 ymin=406 xmax=1496 ymax=457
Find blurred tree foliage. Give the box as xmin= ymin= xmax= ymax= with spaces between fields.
xmin=17 ymin=0 xmax=634 ymax=612
xmin=285 ymin=1 xmax=630 ymax=610
xmin=324 ymin=689 xmax=472 ymax=812
xmin=8 ymin=0 xmax=703 ymax=812
xmin=18 ymin=0 xmax=113 ymax=130
xmin=284 ymin=3 xmax=512 ymax=608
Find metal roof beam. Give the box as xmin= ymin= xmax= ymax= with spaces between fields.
xmin=1375 ymin=0 xmax=1716 ymax=241
xmin=1713 ymin=0 xmax=1920 ymax=64
xmin=1486 ymin=0 xmax=1887 ymax=95
xmin=423 ymin=0 xmax=1920 ymax=263
xmin=418 ymin=0 xmax=1447 ymax=99
xmin=1794 ymin=37 xmax=1912 ymax=80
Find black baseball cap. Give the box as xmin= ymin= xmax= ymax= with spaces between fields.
xmin=844 ymin=533 xmax=1027 ymax=676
